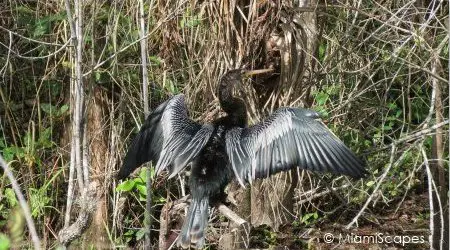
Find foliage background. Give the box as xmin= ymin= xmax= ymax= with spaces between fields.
xmin=0 ymin=0 xmax=448 ymax=249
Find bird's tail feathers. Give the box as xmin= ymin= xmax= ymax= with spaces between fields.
xmin=178 ymin=198 xmax=209 ymax=249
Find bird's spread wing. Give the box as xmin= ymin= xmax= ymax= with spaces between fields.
xmin=225 ymin=107 xmax=367 ymax=186
xmin=118 ymin=94 xmax=213 ymax=180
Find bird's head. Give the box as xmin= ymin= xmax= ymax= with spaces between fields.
xmin=220 ymin=68 xmax=273 ymax=87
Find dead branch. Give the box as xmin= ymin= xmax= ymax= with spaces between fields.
xmin=217 ymin=204 xmax=248 ymax=227
xmin=295 ymin=184 xmax=351 ymax=206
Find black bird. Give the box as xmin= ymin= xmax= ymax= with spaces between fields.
xmin=117 ymin=69 xmax=367 ymax=248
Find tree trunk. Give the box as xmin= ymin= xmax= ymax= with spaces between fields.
xmin=83 ymin=87 xmax=110 ymax=249
xmin=250 ymin=0 xmax=318 ymax=231
xmin=430 ymin=53 xmax=448 ymax=250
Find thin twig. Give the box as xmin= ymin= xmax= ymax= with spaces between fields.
xmin=374 ymin=120 xmax=450 ymax=152
xmin=138 ymin=0 xmax=152 ymax=248
xmin=346 ymin=144 xmax=397 ymax=229
xmin=0 ymin=31 xmax=12 ymax=78
xmin=0 ymin=26 xmax=69 ymax=46
xmin=63 ymin=0 xmax=76 ymax=228
xmin=0 ymin=155 xmax=41 ymax=250
xmin=82 ymin=5 xmax=181 ymax=78
xmin=421 ymin=145 xmax=445 ymax=250
xmin=74 ymin=0 xmax=86 ymax=190
xmin=447 ymin=3 xmax=450 ymax=248
xmin=0 ymin=40 xmax=71 ymax=60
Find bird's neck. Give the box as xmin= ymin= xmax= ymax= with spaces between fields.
xmin=218 ymin=83 xmax=247 ymax=127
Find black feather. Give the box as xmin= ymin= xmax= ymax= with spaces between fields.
xmin=117 ymin=94 xmax=212 ymax=180
xmin=225 ymin=107 xmax=367 ymax=185
xmin=118 ymin=70 xmax=367 ymax=249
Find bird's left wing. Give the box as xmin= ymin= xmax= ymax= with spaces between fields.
xmin=118 ymin=94 xmax=213 ymax=180
xmin=225 ymin=107 xmax=367 ymax=186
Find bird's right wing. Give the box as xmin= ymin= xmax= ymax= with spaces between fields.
xmin=117 ymin=94 xmax=213 ymax=180
xmin=225 ymin=107 xmax=367 ymax=186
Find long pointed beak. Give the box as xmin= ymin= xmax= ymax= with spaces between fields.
xmin=243 ymin=68 xmax=274 ymax=77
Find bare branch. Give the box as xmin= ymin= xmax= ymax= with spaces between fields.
xmin=0 ymin=39 xmax=71 ymax=60
xmin=217 ymin=204 xmax=248 ymax=227
xmin=422 ymin=145 xmax=445 ymax=250
xmin=0 ymin=155 xmax=41 ymax=250
xmin=137 ymin=0 xmax=152 ymax=248
xmin=346 ymin=145 xmax=398 ymax=229
xmin=0 ymin=26 xmax=70 ymax=46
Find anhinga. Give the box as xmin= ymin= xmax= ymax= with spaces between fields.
xmin=117 ymin=69 xmax=367 ymax=248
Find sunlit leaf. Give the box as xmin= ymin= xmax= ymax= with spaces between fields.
xmin=366 ymin=180 xmax=375 ymax=187
xmin=4 ymin=189 xmax=17 ymax=207
xmin=116 ymin=180 xmax=135 ymax=192
xmin=136 ymin=184 xmax=147 ymax=196
xmin=0 ymin=233 xmax=10 ymax=250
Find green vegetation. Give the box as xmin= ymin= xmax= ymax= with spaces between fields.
xmin=0 ymin=0 xmax=448 ymax=249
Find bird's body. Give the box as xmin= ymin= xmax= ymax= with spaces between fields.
xmin=190 ymin=124 xmax=233 ymax=201
xmin=117 ymin=69 xmax=367 ymax=248
xmin=180 ymin=125 xmax=233 ymax=247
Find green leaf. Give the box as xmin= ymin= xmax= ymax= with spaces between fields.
xmin=32 ymin=12 xmax=67 ymax=38
xmin=164 ymin=79 xmax=176 ymax=94
xmin=5 ymin=188 xmax=17 ymax=207
xmin=316 ymin=108 xmax=329 ymax=118
xmin=136 ymin=183 xmax=147 ymax=196
xmin=366 ymin=180 xmax=375 ymax=187
xmin=301 ymin=212 xmax=318 ymax=225
xmin=382 ymin=125 xmax=392 ymax=131
xmin=62 ymin=61 xmax=74 ymax=69
xmin=41 ymin=103 xmax=55 ymax=115
xmin=319 ymin=43 xmax=326 ymax=62
xmin=138 ymin=166 xmax=155 ymax=181
xmin=139 ymin=194 xmax=147 ymax=202
xmin=149 ymin=56 xmax=162 ymax=66
xmin=42 ymin=103 xmax=67 ymax=117
xmin=33 ymin=20 xmax=49 ymax=38
xmin=136 ymin=228 xmax=146 ymax=241
xmin=157 ymin=196 xmax=167 ymax=203
xmin=59 ymin=104 xmax=69 ymax=115
xmin=116 ymin=180 xmax=135 ymax=192
xmin=139 ymin=167 xmax=148 ymax=181
xmin=387 ymin=102 xmax=397 ymax=110
xmin=38 ymin=128 xmax=53 ymax=149
xmin=315 ymin=91 xmax=329 ymax=106
xmin=0 ymin=234 xmax=10 ymax=250
xmin=180 ymin=14 xmax=202 ymax=28
xmin=2 ymin=146 xmax=25 ymax=161
xmin=29 ymin=187 xmax=51 ymax=218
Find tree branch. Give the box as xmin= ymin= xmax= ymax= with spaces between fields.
xmin=0 ymin=155 xmax=41 ymax=250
